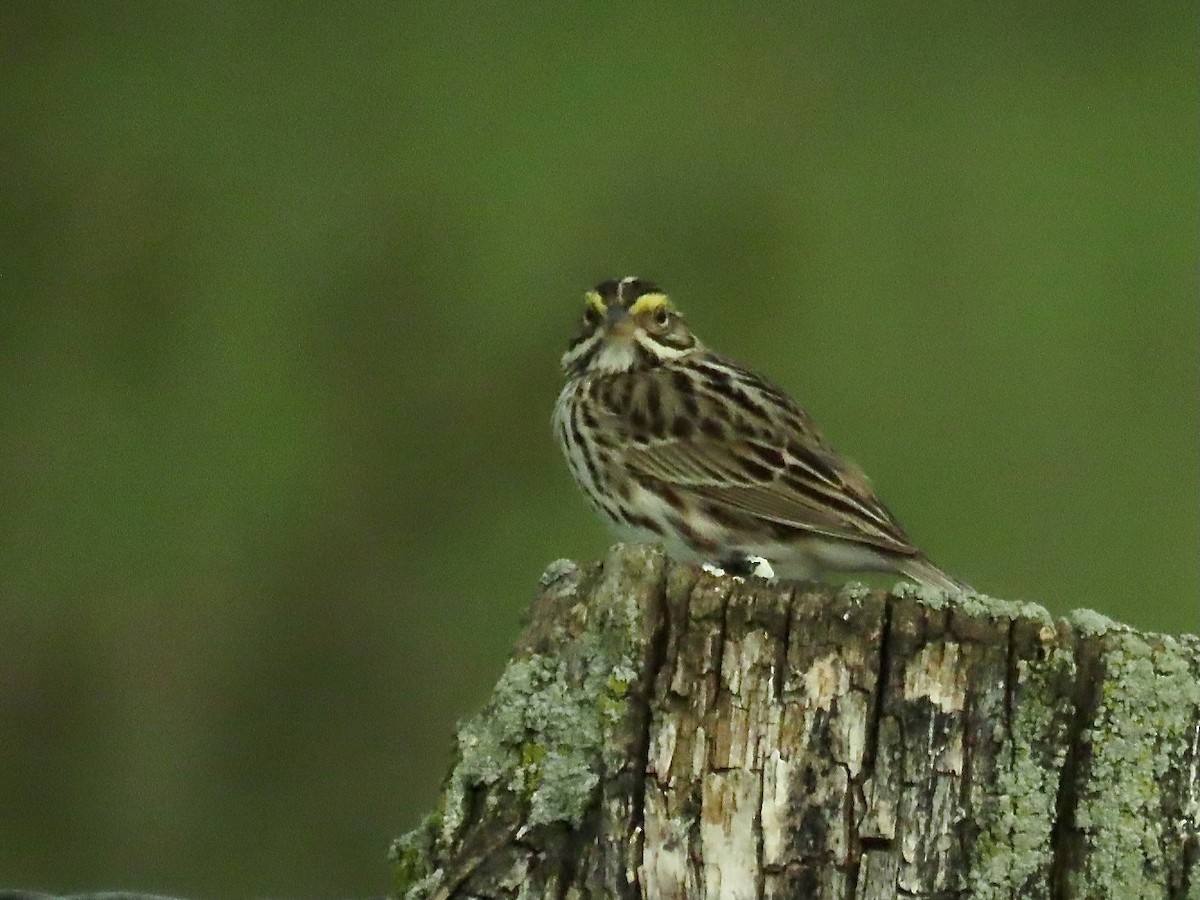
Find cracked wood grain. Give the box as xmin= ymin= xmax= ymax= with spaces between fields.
xmin=392 ymin=545 xmax=1200 ymax=899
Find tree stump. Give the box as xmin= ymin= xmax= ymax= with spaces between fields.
xmin=392 ymin=545 xmax=1200 ymax=899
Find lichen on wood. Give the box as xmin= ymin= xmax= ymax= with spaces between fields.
xmin=393 ymin=545 xmax=1200 ymax=899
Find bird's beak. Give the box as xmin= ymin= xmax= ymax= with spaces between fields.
xmin=604 ymin=304 xmax=635 ymax=339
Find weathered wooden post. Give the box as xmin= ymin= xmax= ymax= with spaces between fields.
xmin=393 ymin=545 xmax=1200 ymax=899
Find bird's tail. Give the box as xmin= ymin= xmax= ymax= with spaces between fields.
xmin=897 ymin=556 xmax=972 ymax=593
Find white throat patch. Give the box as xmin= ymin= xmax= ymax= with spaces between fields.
xmin=591 ymin=340 xmax=638 ymax=374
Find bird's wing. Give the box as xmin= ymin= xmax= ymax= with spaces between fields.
xmin=624 ymin=435 xmax=919 ymax=555
xmin=590 ymin=363 xmax=919 ymax=556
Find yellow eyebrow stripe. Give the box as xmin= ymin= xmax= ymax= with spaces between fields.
xmin=628 ymin=292 xmax=673 ymax=316
xmin=585 ymin=291 xmax=606 ymax=315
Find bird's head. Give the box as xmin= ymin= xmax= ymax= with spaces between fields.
xmin=561 ymin=277 xmax=702 ymax=377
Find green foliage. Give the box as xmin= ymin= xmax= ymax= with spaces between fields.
xmin=0 ymin=4 xmax=1195 ymax=895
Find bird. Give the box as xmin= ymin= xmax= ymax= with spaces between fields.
xmin=552 ymin=276 xmax=969 ymax=592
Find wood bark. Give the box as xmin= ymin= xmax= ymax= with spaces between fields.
xmin=392 ymin=545 xmax=1200 ymax=900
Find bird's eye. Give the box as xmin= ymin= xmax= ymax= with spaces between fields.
xmin=652 ymin=308 xmax=670 ymax=327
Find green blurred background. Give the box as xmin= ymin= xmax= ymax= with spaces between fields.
xmin=2 ymin=4 xmax=1196 ymax=895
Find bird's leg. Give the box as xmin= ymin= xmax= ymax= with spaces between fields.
xmin=718 ymin=556 xmax=757 ymax=577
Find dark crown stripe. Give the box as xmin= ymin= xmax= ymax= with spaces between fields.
xmin=593 ymin=277 xmax=662 ymax=306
